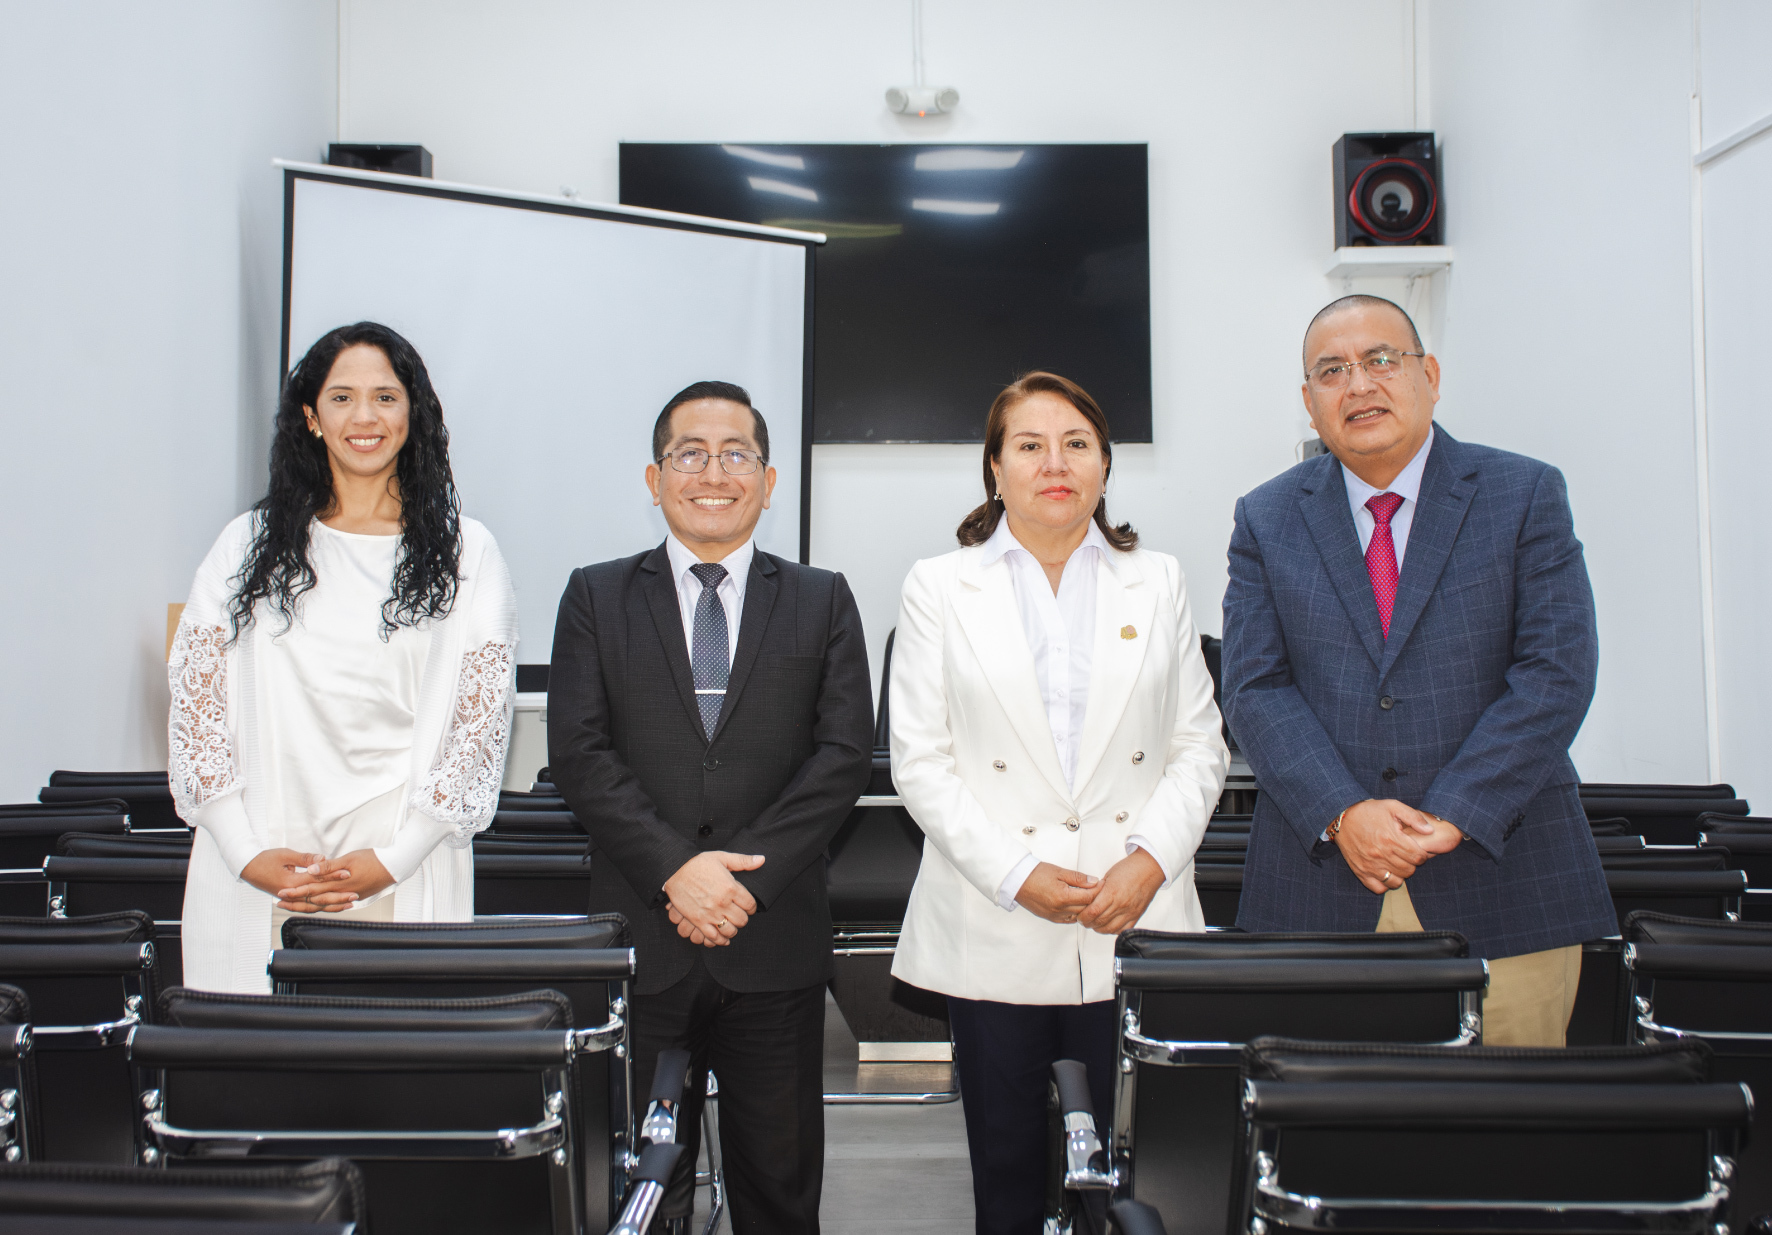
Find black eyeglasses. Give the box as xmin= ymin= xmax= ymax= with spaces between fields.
xmin=660 ymin=448 xmax=765 ymax=475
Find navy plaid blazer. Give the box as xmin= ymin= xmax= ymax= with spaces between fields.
xmin=1223 ymin=427 xmax=1616 ymax=959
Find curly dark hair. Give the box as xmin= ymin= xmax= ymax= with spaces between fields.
xmin=227 ymin=321 xmax=462 ymax=638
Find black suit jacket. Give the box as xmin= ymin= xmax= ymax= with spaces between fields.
xmin=547 ymin=543 xmax=873 ymax=995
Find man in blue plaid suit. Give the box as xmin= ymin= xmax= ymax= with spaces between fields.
xmin=1222 ymin=294 xmax=1616 ymax=1046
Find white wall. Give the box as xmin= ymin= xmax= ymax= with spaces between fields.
xmin=1423 ymin=1 xmax=1710 ymax=783
xmin=339 ymin=0 xmax=1418 ymax=687
xmin=1698 ymin=0 xmax=1772 ymax=808
xmin=0 ymin=3 xmax=336 ymax=800
xmin=11 ymin=2 xmax=1743 ymax=800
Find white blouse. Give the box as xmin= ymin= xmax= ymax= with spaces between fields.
xmin=259 ymin=523 xmax=441 ymax=893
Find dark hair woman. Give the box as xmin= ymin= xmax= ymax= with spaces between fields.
xmin=887 ymin=371 xmax=1227 ymax=1233
xmin=168 ymin=322 xmax=518 ymax=992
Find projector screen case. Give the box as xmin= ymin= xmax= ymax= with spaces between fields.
xmin=276 ymin=162 xmax=820 ymax=665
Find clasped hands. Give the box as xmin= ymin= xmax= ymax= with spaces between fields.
xmin=241 ymin=848 xmax=396 ymax=913
xmin=665 ymin=851 xmax=766 ymax=947
xmin=1015 ymin=848 xmax=1166 ymax=935
xmin=1332 ymin=798 xmax=1465 ymax=895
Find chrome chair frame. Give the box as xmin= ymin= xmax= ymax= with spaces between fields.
xmin=1098 ymin=952 xmax=1486 ymax=1235
xmin=129 ymin=1025 xmax=599 ymax=1235
xmin=1241 ymin=1081 xmax=1744 ymax=1235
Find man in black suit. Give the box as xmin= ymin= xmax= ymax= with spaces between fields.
xmin=548 ymin=380 xmax=872 ymax=1235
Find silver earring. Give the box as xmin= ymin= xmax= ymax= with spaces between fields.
xmin=311 ymin=426 xmax=322 ymax=439
xmin=994 ymin=491 xmax=1002 ymax=501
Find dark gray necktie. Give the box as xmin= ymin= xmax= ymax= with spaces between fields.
xmin=689 ymin=562 xmax=730 ymax=738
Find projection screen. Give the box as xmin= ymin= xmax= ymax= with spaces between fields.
xmin=279 ymin=163 xmax=819 ymax=668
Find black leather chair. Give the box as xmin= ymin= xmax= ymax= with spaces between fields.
xmin=38 ymin=774 xmax=181 ymax=832
xmin=1105 ymin=931 xmax=1484 ymax=1235
xmin=1191 ymin=865 xmax=1242 ymax=927
xmin=1581 ymin=782 xmax=1751 ymax=844
xmin=54 ymin=833 xmax=191 ymax=860
xmin=132 ymin=992 xmax=581 ymax=1235
xmin=268 ymin=916 xmax=634 ymax=1231
xmin=42 ymin=857 xmax=187 ymax=987
xmin=1701 ymin=826 xmax=1772 ymax=921
xmin=0 ymin=914 xmax=159 ymax=1163
xmin=1605 ymin=867 xmax=1746 ymax=929
xmin=824 ymin=628 xmax=956 ymax=1104
xmin=472 ymin=853 xmax=595 ymax=915
xmin=1627 ymin=911 xmax=1772 ymax=1232
xmin=0 ymin=813 xmax=134 ymax=919
xmin=0 ymin=1157 xmax=364 ymax=1232
xmin=1237 ymin=1036 xmax=1749 ymax=1235
xmin=0 ymin=986 xmax=38 ymax=1164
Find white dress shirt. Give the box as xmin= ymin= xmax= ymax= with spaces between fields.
xmin=1341 ymin=427 xmax=1435 ymax=567
xmin=664 ymin=534 xmax=753 ymax=669
xmin=979 ymin=517 xmax=1171 ymax=911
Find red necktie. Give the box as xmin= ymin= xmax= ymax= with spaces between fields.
xmin=1365 ymin=492 xmax=1404 ymax=637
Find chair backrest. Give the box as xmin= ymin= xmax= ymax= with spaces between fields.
xmin=1624 ymin=913 xmax=1772 ymax=1233
xmin=487 ymin=809 xmax=585 ymax=834
xmin=0 ymin=1157 xmax=365 ymax=1225
xmin=1600 ymin=847 xmax=1735 ymax=872
xmin=1701 ymin=831 xmax=1772 ymax=893
xmin=43 ymin=856 xmax=187 ymax=922
xmin=159 ymin=986 xmax=573 ymax=1032
xmin=38 ymin=778 xmax=181 ymax=831
xmin=1239 ymin=1037 xmax=1747 ymax=1233
xmin=1111 ymin=932 xmax=1482 ymax=1235
xmin=1588 ymin=816 xmax=1633 ymax=835
xmin=826 ymin=799 xmax=923 ymax=927
xmin=471 ymin=854 xmax=594 ymax=915
xmin=129 ymin=1017 xmax=578 ymax=1235
xmin=0 ymin=817 xmax=129 ymax=870
xmin=54 ymin=832 xmax=191 ymax=860
xmin=269 ymin=915 xmax=633 ymax=1231
xmin=1593 ymin=834 xmax=1648 ymax=852
xmin=1190 ymin=865 xmax=1243 ymax=928
xmin=0 ymin=915 xmax=158 ymax=1165
xmin=1582 ymin=784 xmax=1751 ymax=844
xmin=1604 ymin=869 xmax=1746 ymax=930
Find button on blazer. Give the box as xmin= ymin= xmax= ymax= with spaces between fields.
xmin=889 ymin=542 xmax=1229 ymax=1006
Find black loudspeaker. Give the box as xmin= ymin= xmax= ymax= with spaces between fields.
xmin=326 ymin=143 xmax=433 ymax=179
xmin=1333 ymin=132 xmax=1441 ymax=246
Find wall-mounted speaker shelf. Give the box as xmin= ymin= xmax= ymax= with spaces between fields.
xmin=1324 ymin=245 xmax=1453 ymax=280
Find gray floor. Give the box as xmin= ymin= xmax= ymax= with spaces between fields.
xmin=690 ymin=993 xmax=974 ymax=1233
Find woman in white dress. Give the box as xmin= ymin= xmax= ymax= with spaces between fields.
xmin=167 ymin=321 xmax=518 ymax=993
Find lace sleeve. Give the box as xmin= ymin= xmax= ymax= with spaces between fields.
xmin=167 ymin=617 xmax=240 ymax=819
xmin=411 ymin=639 xmax=517 ymax=846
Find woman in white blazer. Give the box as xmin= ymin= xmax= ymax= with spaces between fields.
xmin=889 ymin=372 xmax=1228 ymax=1234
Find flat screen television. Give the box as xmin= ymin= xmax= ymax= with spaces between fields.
xmin=620 ymin=143 xmax=1151 ymax=443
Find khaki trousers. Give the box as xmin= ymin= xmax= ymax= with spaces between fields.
xmin=1376 ymin=882 xmax=1581 ymax=1047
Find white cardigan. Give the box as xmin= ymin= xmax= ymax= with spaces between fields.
xmin=889 ymin=542 xmax=1228 ymax=1005
xmin=167 ymin=514 xmax=518 ymax=993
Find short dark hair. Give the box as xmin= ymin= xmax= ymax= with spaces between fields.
xmin=1302 ymin=294 xmax=1424 ymax=371
xmin=651 ymin=380 xmax=770 ymax=465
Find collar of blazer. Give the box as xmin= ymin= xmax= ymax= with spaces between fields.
xmin=638 ymin=541 xmax=781 ymax=746
xmin=1297 ymin=425 xmax=1480 ymax=680
xmin=952 ymin=540 xmax=1156 ymax=803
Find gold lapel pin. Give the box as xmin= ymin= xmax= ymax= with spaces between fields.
xmin=1121 ymin=625 xmax=1138 ymax=640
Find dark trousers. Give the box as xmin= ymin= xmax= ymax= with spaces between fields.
xmin=947 ymin=996 xmax=1118 ymax=1235
xmin=628 ymin=956 xmax=826 ymax=1234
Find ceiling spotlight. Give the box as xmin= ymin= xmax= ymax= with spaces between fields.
xmin=886 ymin=86 xmax=958 ymax=117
